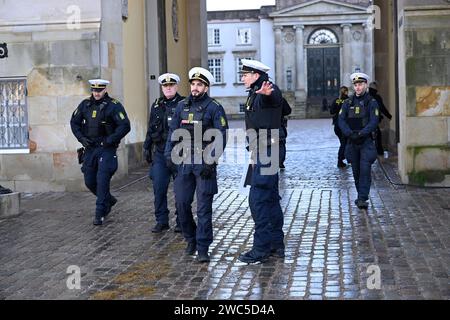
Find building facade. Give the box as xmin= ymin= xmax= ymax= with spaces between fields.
xmin=0 ymin=0 xmax=207 ymax=192
xmin=208 ymin=0 xmax=373 ymax=118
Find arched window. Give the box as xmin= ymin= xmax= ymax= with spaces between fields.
xmin=308 ymin=29 xmax=338 ymax=45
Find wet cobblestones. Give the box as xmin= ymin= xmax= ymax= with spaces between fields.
xmin=0 ymin=119 xmax=448 ymax=300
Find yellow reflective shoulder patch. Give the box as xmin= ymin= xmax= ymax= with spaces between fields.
xmin=220 ymin=116 xmax=226 ymax=127
xmin=112 ymin=99 xmax=119 ymax=105
xmin=119 ymin=112 xmax=125 ymax=120
xmin=355 ymin=106 xmax=360 ymax=114
xmin=188 ymin=113 xmax=194 ymax=123
xmin=92 ymin=110 xmax=97 ymax=118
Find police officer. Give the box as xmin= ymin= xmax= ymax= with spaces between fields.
xmin=71 ymin=79 xmax=131 ymax=225
xmin=144 ymin=73 xmax=185 ymax=233
xmin=279 ymin=97 xmax=292 ymax=170
xmin=330 ymin=86 xmax=349 ymax=168
xmin=165 ymin=67 xmax=228 ymax=263
xmin=238 ymin=59 xmax=285 ymax=264
xmin=338 ymin=72 xmax=379 ymax=209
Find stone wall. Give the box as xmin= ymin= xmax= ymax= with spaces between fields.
xmin=398 ymin=5 xmax=450 ymax=186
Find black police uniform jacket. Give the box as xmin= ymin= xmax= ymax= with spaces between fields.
xmin=244 ymin=74 xmax=283 ymax=133
xmin=164 ymin=93 xmax=228 ymax=165
xmin=144 ymin=93 xmax=185 ymax=153
xmin=338 ymin=92 xmax=379 ymax=139
xmin=70 ymin=93 xmax=131 ymax=148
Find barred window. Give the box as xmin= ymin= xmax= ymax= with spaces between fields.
xmin=308 ymin=29 xmax=338 ymax=45
xmin=208 ymin=58 xmax=223 ymax=83
xmin=0 ymin=78 xmax=29 ymax=153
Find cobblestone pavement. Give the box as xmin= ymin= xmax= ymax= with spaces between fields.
xmin=0 ymin=119 xmax=448 ymax=300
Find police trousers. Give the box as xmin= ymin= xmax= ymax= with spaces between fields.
xmin=149 ymin=150 xmax=178 ymax=225
xmin=249 ymin=162 xmax=284 ymax=256
xmin=174 ymin=164 xmax=218 ymax=254
xmin=345 ymin=138 xmax=377 ymax=201
xmin=81 ymin=146 xmax=118 ymax=218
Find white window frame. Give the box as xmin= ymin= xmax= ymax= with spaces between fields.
xmin=237 ymin=28 xmax=252 ymax=45
xmin=208 ymin=28 xmax=221 ymax=46
xmin=208 ymin=58 xmax=223 ymax=84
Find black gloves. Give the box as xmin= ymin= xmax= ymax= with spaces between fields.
xmin=80 ymin=137 xmax=93 ymax=148
xmin=200 ymin=164 xmax=216 ymax=179
xmin=166 ymin=158 xmax=178 ymax=178
xmin=349 ymin=131 xmax=365 ymax=145
xmin=144 ymin=149 xmax=152 ymax=164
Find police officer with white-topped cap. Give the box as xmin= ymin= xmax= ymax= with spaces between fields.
xmin=71 ymin=78 xmax=130 ymax=225
xmin=238 ymin=59 xmax=285 ymax=264
xmin=165 ymin=67 xmax=229 ymax=263
xmin=338 ymin=71 xmax=379 ymax=209
xmin=144 ymin=73 xmax=185 ymax=233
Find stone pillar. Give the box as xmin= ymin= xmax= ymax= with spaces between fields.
xmin=363 ymin=23 xmax=374 ymax=80
xmin=274 ymin=26 xmax=284 ymax=89
xmin=341 ymin=23 xmax=352 ymax=87
xmin=294 ymin=24 xmax=306 ymax=118
xmin=0 ymin=193 xmax=20 ymax=218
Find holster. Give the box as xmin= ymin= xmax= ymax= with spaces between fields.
xmin=77 ymin=147 xmax=85 ymax=164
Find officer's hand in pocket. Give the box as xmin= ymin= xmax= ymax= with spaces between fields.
xmin=200 ymin=164 xmax=216 ymax=179
xmin=80 ymin=137 xmax=93 ymax=148
xmin=144 ymin=149 xmax=152 ymax=164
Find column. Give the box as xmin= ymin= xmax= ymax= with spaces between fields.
xmin=363 ymin=23 xmax=374 ymax=80
xmin=274 ymin=26 xmax=284 ymax=88
xmin=294 ymin=25 xmax=305 ymax=91
xmin=341 ymin=23 xmax=352 ymax=87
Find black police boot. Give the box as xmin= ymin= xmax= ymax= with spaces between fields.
xmin=356 ymin=199 xmax=369 ymax=209
xmin=185 ymin=242 xmax=196 ymax=255
xmin=103 ymin=196 xmax=118 ymax=218
xmin=337 ymin=160 xmax=346 ymax=168
xmin=151 ymin=223 xmax=169 ymax=233
xmin=197 ymin=252 xmax=210 ymax=263
xmin=279 ymin=163 xmax=286 ymax=170
xmin=270 ymin=247 xmax=285 ymax=258
xmin=238 ymin=250 xmax=269 ymax=264
xmin=93 ymin=215 xmax=103 ymax=226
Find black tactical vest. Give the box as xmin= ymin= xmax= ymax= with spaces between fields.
xmin=346 ymin=94 xmax=372 ymax=131
xmin=81 ymin=99 xmax=112 ymax=138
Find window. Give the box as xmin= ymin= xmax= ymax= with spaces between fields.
xmin=237 ymin=28 xmax=251 ymax=45
xmin=0 ymin=78 xmax=29 ymax=153
xmin=235 ymin=56 xmax=253 ymax=83
xmin=239 ymin=103 xmax=246 ymax=113
xmin=308 ymin=29 xmax=338 ymax=45
xmin=208 ymin=58 xmax=223 ymax=83
xmin=208 ymin=28 xmax=220 ymax=46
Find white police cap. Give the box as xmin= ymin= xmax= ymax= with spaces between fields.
xmin=158 ymin=73 xmax=180 ymax=85
xmin=240 ymin=59 xmax=271 ymax=74
xmin=188 ymin=67 xmax=215 ymax=86
xmin=88 ymin=79 xmax=110 ymax=89
xmin=350 ymin=72 xmax=370 ymax=84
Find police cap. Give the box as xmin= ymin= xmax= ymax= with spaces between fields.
xmin=158 ymin=73 xmax=180 ymax=85
xmin=188 ymin=67 xmax=214 ymax=86
xmin=240 ymin=59 xmax=271 ymax=75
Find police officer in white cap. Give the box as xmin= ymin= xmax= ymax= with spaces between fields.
xmin=238 ymin=59 xmax=285 ymax=264
xmin=338 ymin=71 xmax=379 ymax=209
xmin=71 ymin=79 xmax=131 ymax=225
xmin=165 ymin=67 xmax=229 ymax=263
xmin=144 ymin=73 xmax=185 ymax=233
